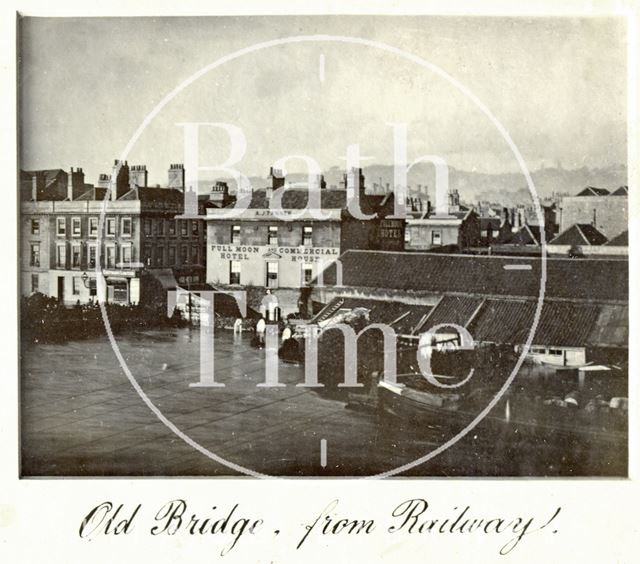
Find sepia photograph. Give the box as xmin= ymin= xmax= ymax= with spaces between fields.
xmin=18 ymin=14 xmax=629 ymax=478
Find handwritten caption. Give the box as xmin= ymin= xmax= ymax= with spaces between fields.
xmin=79 ymin=498 xmax=561 ymax=557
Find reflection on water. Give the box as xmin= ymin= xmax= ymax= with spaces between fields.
xmin=20 ymin=327 xmax=627 ymax=477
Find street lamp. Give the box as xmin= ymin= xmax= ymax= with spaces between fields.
xmin=81 ymin=271 xmax=90 ymax=288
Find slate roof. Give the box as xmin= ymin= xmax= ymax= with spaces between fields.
xmin=418 ymin=295 xmax=484 ymax=330
xmin=227 ymin=188 xmax=406 ymax=217
xmin=313 ymin=250 xmax=628 ymax=303
xmin=480 ymin=217 xmax=501 ymax=230
xmin=75 ymin=187 xmax=108 ymax=201
xmin=605 ymin=230 xmax=628 ymax=246
xmin=227 ymin=189 xmax=348 ymax=210
xmin=506 ymin=224 xmax=541 ymax=246
xmin=468 ymin=299 xmax=602 ymax=347
xmin=312 ymin=293 xmax=628 ymax=348
xmin=587 ymin=304 xmax=628 ymax=347
xmin=20 ymin=169 xmax=68 ymax=201
xmin=119 ymin=186 xmax=184 ymax=203
xmin=550 ymin=224 xmax=608 ymax=246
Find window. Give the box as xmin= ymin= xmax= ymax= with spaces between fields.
xmin=155 ymin=246 xmax=164 ymax=266
xmin=231 ymin=225 xmax=241 ymax=244
xmin=181 ymin=245 xmax=189 ymax=264
xmin=181 ymin=220 xmax=188 ymax=237
xmin=56 ymin=217 xmax=66 ymax=237
xmin=143 ymin=244 xmax=152 ymax=265
xmin=72 ymin=217 xmax=81 ymax=237
xmin=192 ymin=221 xmax=199 ymax=236
xmin=303 ymin=226 xmax=313 ymax=246
xmin=72 ymin=277 xmax=81 ymax=295
xmin=302 ymin=263 xmax=313 ymax=285
xmin=89 ymin=217 xmax=98 ymax=237
xmin=31 ymin=219 xmax=40 ymax=236
xmin=268 ymin=225 xmax=278 ymax=246
xmin=121 ymin=244 xmax=132 ymax=266
xmin=29 ymin=243 xmax=40 ymax=267
xmin=156 ymin=219 xmax=164 ymax=237
xmin=121 ymin=217 xmax=132 ymax=237
xmin=31 ymin=274 xmax=38 ymax=293
xmin=56 ymin=244 xmax=66 ymax=268
xmin=106 ymin=245 xmax=116 ymax=268
xmin=144 ymin=219 xmax=152 ymax=236
xmin=530 ymin=346 xmax=546 ymax=354
xmin=89 ymin=278 xmax=97 ymax=297
xmin=230 ymin=261 xmax=241 ymax=285
xmin=548 ymin=349 xmax=563 ymax=356
xmin=431 ymin=230 xmax=442 ymax=246
xmin=168 ymin=220 xmax=176 ymax=237
xmin=106 ymin=217 xmax=116 ymax=237
xmin=71 ymin=244 xmax=81 ymax=268
xmin=266 ymin=261 xmax=278 ymax=288
xmin=191 ymin=245 xmax=199 ymax=264
xmin=88 ymin=245 xmax=97 ymax=268
xmin=168 ymin=246 xmax=176 ymax=265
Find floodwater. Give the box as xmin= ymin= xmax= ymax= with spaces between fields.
xmin=20 ymin=327 xmax=627 ymax=477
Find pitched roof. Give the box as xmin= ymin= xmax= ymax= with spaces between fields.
xmin=480 ymin=217 xmax=501 ymax=230
xmin=312 ymin=293 xmax=628 ymax=348
xmin=119 ymin=186 xmax=184 ymax=203
xmin=611 ymin=186 xmax=628 ymax=196
xmin=550 ymin=224 xmax=608 ymax=246
xmin=576 ymin=186 xmax=610 ymax=197
xmin=313 ymin=250 xmax=627 ymax=303
xmin=587 ymin=304 xmax=628 ymax=347
xmin=311 ymin=296 xmax=431 ymax=334
xmin=20 ymin=169 xmax=68 ymax=201
xmin=605 ymin=230 xmax=628 ymax=246
xmin=419 ymin=295 xmax=484 ymax=330
xmin=467 ymin=299 xmax=601 ymax=347
xmin=509 ymin=224 xmax=541 ymax=246
xmin=75 ymin=187 xmax=108 ymax=201
xmin=224 ymin=188 xmax=393 ymax=219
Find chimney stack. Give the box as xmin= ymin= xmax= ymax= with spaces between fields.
xmin=67 ymin=168 xmax=74 ymax=200
xmin=67 ymin=166 xmax=86 ymax=200
xmin=110 ymin=160 xmax=130 ymax=201
xmin=129 ymin=164 xmax=148 ymax=189
xmin=167 ymin=163 xmax=185 ymax=191
xmin=31 ymin=173 xmax=38 ymax=201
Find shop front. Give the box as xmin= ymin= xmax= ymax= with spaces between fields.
xmin=102 ymin=269 xmax=140 ymax=305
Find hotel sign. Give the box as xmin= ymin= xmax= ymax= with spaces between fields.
xmin=211 ymin=244 xmax=339 ymax=263
xmin=206 ymin=209 xmax=341 ymax=221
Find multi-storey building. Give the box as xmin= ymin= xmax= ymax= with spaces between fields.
xmin=21 ymin=161 xmax=206 ymax=305
xmin=558 ymin=185 xmax=628 ymax=240
xmin=404 ymin=189 xmax=481 ymax=251
xmin=204 ymin=168 xmax=397 ymax=315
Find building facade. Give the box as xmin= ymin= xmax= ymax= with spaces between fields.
xmin=558 ymin=186 xmax=628 ymax=240
xmin=404 ymin=190 xmax=481 ymax=251
xmin=21 ymin=161 xmax=206 ymax=306
xmin=204 ymin=168 xmax=395 ymax=315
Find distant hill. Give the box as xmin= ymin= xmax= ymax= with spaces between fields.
xmin=199 ymin=163 xmax=627 ymax=206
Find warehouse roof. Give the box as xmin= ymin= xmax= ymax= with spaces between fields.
xmin=313 ymin=250 xmax=627 ymax=302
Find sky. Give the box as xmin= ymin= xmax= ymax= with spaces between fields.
xmin=19 ymin=15 xmax=627 ymax=187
